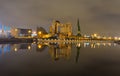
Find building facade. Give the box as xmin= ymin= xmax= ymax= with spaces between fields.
xmin=49 ymin=20 xmax=72 ymax=39
xmin=11 ymin=28 xmax=32 ymax=38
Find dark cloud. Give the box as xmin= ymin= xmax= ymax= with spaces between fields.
xmin=0 ymin=0 xmax=120 ymax=36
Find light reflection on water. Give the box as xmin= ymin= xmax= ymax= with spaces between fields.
xmin=0 ymin=41 xmax=120 ymax=76
xmin=0 ymin=42 xmax=118 ymax=60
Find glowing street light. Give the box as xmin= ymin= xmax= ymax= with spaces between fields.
xmin=38 ymin=44 xmax=42 ymax=48
xmin=28 ymin=30 xmax=32 ymax=33
xmin=15 ymin=29 xmax=18 ymax=32
xmin=14 ymin=48 xmax=18 ymax=51
xmin=28 ymin=46 xmax=31 ymax=50
xmin=38 ymin=31 xmax=42 ymax=34
xmin=93 ymin=33 xmax=97 ymax=37
xmin=114 ymin=37 xmax=118 ymax=40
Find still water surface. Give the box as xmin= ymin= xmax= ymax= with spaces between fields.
xmin=0 ymin=41 xmax=120 ymax=76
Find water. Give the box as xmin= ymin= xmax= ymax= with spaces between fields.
xmin=0 ymin=41 xmax=120 ymax=76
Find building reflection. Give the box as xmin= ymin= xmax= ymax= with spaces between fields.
xmin=0 ymin=42 xmax=115 ymax=62
xmin=12 ymin=43 xmax=31 ymax=51
xmin=49 ymin=43 xmax=71 ymax=61
xmin=36 ymin=43 xmax=48 ymax=52
xmin=83 ymin=42 xmax=113 ymax=48
xmin=0 ymin=44 xmax=11 ymax=56
xmin=35 ymin=42 xmax=115 ymax=62
xmin=76 ymin=43 xmax=81 ymax=63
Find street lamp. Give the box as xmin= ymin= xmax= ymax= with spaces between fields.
xmin=93 ymin=33 xmax=97 ymax=37
xmin=28 ymin=30 xmax=32 ymax=33
xmin=38 ymin=31 xmax=42 ymax=34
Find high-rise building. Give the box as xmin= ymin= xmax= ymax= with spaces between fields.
xmin=49 ymin=20 xmax=72 ymax=39
xmin=60 ymin=23 xmax=72 ymax=37
xmin=49 ymin=20 xmax=60 ymax=35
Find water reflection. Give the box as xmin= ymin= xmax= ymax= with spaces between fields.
xmin=0 ymin=42 xmax=118 ymax=61
xmin=49 ymin=43 xmax=71 ymax=61
xmin=36 ymin=42 xmax=117 ymax=62
xmin=12 ymin=43 xmax=31 ymax=52
xmin=37 ymin=43 xmax=48 ymax=52
xmin=0 ymin=42 xmax=119 ymax=76
xmin=0 ymin=44 xmax=11 ymax=56
xmin=76 ymin=43 xmax=81 ymax=63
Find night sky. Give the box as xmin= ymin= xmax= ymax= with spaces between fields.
xmin=0 ymin=0 xmax=120 ymax=36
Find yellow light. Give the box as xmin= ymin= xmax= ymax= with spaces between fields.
xmin=93 ymin=33 xmax=97 ymax=37
xmin=108 ymin=43 xmax=111 ymax=46
xmin=97 ymin=36 xmax=101 ymax=39
xmin=38 ymin=31 xmax=42 ymax=34
xmin=28 ymin=30 xmax=31 ymax=33
xmin=76 ymin=43 xmax=81 ymax=47
xmin=103 ymin=37 xmax=107 ymax=39
xmin=96 ymin=43 xmax=100 ymax=46
xmin=14 ymin=48 xmax=17 ymax=51
xmin=28 ymin=46 xmax=31 ymax=50
xmin=108 ymin=37 xmax=112 ymax=40
xmin=114 ymin=37 xmax=118 ymax=40
xmin=91 ymin=44 xmax=94 ymax=48
xmin=15 ymin=29 xmax=18 ymax=31
xmin=38 ymin=44 xmax=42 ymax=48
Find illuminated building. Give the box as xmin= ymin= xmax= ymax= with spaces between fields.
xmin=11 ymin=28 xmax=32 ymax=38
xmin=36 ymin=43 xmax=48 ymax=52
xmin=60 ymin=23 xmax=72 ymax=37
xmin=49 ymin=43 xmax=71 ymax=61
xmin=49 ymin=20 xmax=60 ymax=35
xmin=0 ymin=24 xmax=11 ymax=38
xmin=37 ymin=27 xmax=48 ymax=38
xmin=49 ymin=20 xmax=72 ymax=39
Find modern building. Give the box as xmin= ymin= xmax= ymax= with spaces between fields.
xmin=49 ymin=20 xmax=72 ymax=39
xmin=11 ymin=28 xmax=32 ymax=38
xmin=36 ymin=27 xmax=48 ymax=38
xmin=49 ymin=43 xmax=71 ymax=61
xmin=50 ymin=20 xmax=60 ymax=35
xmin=60 ymin=23 xmax=72 ymax=37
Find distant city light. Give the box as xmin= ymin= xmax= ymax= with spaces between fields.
xmin=28 ymin=46 xmax=31 ymax=50
xmin=38 ymin=44 xmax=42 ymax=48
xmin=93 ymin=33 xmax=97 ymax=37
xmin=103 ymin=37 xmax=107 ymax=39
xmin=33 ymin=31 xmax=36 ymax=34
xmin=28 ymin=30 xmax=32 ymax=33
xmin=118 ymin=37 xmax=120 ymax=40
xmin=14 ymin=48 xmax=18 ymax=51
xmin=38 ymin=31 xmax=42 ymax=34
xmin=108 ymin=37 xmax=112 ymax=40
xmin=15 ymin=29 xmax=18 ymax=31
xmin=114 ymin=37 xmax=118 ymax=40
